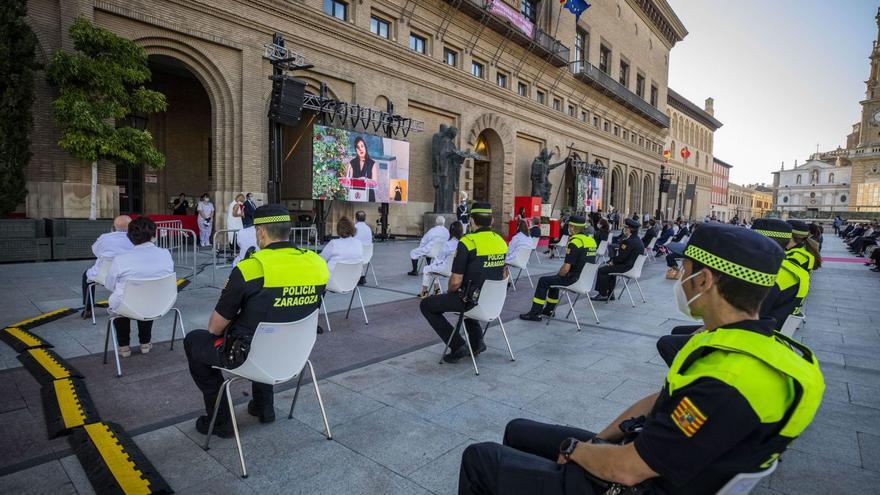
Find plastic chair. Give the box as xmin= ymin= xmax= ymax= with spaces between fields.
xmin=86 ymin=257 xmax=113 ymax=325
xmin=530 ymin=236 xmax=542 ymax=265
xmin=102 ymin=274 xmax=185 ymax=377
xmin=439 ymin=278 xmax=514 ymax=375
xmin=779 ymin=314 xmax=804 ymax=338
xmin=548 ymin=263 xmax=601 ymax=330
xmin=202 ymin=309 xmax=331 ymax=478
xmin=644 ymin=238 xmax=658 ymax=263
xmin=361 ymin=243 xmax=379 ymax=286
xmin=427 ymin=250 xmax=456 ymax=295
xmin=595 ymin=240 xmax=609 ymax=264
xmin=320 ymin=262 xmax=368 ymax=332
xmin=505 ymin=246 xmax=533 ymax=291
xmin=552 ymin=235 xmax=569 ymax=258
xmin=417 ymin=240 xmax=444 ymax=272
xmin=610 ymin=255 xmax=648 ymax=307
xmin=715 ymin=459 xmax=778 ymax=495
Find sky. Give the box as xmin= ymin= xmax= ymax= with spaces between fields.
xmin=666 ymin=0 xmax=878 ymax=185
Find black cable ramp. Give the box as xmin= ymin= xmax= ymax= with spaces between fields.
xmin=18 ymin=348 xmax=84 ymax=384
xmin=8 ymin=307 xmax=77 ymax=330
xmin=41 ymin=377 xmax=101 ymax=438
xmin=0 ymin=326 xmax=53 ymax=352
xmin=70 ymin=422 xmax=172 ymax=494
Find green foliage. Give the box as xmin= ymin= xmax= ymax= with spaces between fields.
xmin=0 ymin=0 xmax=39 ymax=216
xmin=46 ymin=17 xmax=166 ymax=168
xmin=312 ymin=126 xmax=350 ymax=200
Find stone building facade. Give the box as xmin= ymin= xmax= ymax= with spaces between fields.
xmin=710 ymin=156 xmax=731 ymax=221
xmin=772 ymin=159 xmax=851 ymax=216
xmin=24 ymin=0 xmax=687 ymax=233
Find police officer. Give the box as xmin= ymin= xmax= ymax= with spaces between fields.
xmin=459 ymin=223 xmax=825 ymax=495
xmin=184 ymin=205 xmax=329 ymax=437
xmin=420 ymin=202 xmax=507 ymax=363
xmin=787 ymin=219 xmax=821 ymax=271
xmin=592 ymin=218 xmax=644 ymax=301
xmin=519 ymin=215 xmax=596 ymax=321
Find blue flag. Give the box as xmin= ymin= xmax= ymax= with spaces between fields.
xmin=562 ymin=0 xmax=591 ymax=21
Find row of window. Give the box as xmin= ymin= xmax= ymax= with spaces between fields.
xmin=794 ymin=172 xmax=835 ymax=184
xmin=575 ymin=29 xmax=658 ymax=107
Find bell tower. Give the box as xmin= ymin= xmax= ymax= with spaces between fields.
xmin=859 ymin=8 xmax=880 ymax=146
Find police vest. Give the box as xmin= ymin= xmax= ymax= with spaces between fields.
xmin=786 ymin=245 xmax=815 ymax=271
xmin=667 ymin=327 xmax=825 ymax=465
xmin=237 ymin=247 xmax=329 ymax=322
xmin=777 ymin=258 xmax=810 ymax=312
xmin=459 ymin=230 xmax=508 ymax=286
xmin=569 ymin=233 xmax=597 ymax=256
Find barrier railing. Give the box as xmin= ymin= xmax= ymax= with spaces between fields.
xmin=212 ymin=229 xmax=240 ymax=284
xmin=155 ymin=226 xmax=197 ymax=282
xmin=290 ymin=226 xmax=319 ymax=251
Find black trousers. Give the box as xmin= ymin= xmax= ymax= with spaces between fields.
xmin=113 ymin=318 xmax=154 ymax=346
xmin=183 ymin=330 xmax=275 ymax=421
xmin=82 ymin=271 xmax=95 ymax=307
xmin=532 ymin=275 xmax=577 ymax=312
xmin=656 ymin=324 xmax=700 ymax=367
xmin=459 ymin=419 xmax=598 ymax=495
xmin=594 ymin=264 xmax=630 ymax=296
xmin=420 ymin=292 xmax=482 ymax=351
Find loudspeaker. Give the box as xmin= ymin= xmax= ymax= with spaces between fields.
xmin=268 ymin=76 xmax=306 ymax=126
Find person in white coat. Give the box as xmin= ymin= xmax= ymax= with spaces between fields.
xmin=81 ymin=215 xmax=133 ymax=319
xmin=196 ymin=193 xmax=214 ymax=247
xmin=226 ymin=194 xmax=244 ymax=246
xmin=418 ymin=221 xmax=463 ymax=298
xmin=233 ymin=225 xmax=257 ymax=267
xmin=506 ymin=220 xmax=533 ymax=264
xmin=408 ymin=216 xmax=449 ymax=275
xmin=320 ymin=216 xmax=363 ymax=276
xmin=104 ymin=217 xmax=175 ymax=357
xmin=354 ymin=210 xmax=373 ymax=285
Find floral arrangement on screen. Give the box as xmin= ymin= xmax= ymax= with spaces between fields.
xmin=312 ymin=126 xmax=350 ymax=200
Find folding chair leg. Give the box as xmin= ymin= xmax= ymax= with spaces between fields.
xmin=321 ymin=296 xmax=332 ymax=332
xmin=461 ymin=323 xmax=480 ymax=375
xmin=525 ymin=266 xmax=533 ymax=288
xmin=287 ymin=366 xmax=306 ymax=420
xmin=511 ymin=269 xmax=520 ymax=291
xmin=440 ymin=312 xmax=465 ymax=363
xmin=565 ymin=292 xmax=581 ymax=331
xmin=103 ymin=318 xmax=112 ymax=365
xmin=307 ymin=360 xmax=332 ymax=440
xmin=635 ymin=279 xmax=647 ymax=303
xmin=225 ymin=382 xmax=247 ymax=478
xmin=369 ymin=262 xmax=379 ymax=287
xmin=531 ymin=250 xmax=542 ymax=265
xmin=565 ymin=293 xmax=580 ymax=319
xmin=622 ymin=281 xmax=635 ymax=308
xmin=345 ymin=290 xmax=356 ymax=319
xmin=170 ymin=308 xmax=179 ymax=350
xmin=587 ymin=295 xmax=600 ymax=324
xmin=203 ymin=378 xmax=232 ymax=451
xmin=88 ymin=284 xmax=96 ymax=325
xmin=356 ymin=287 xmax=368 ymax=324
xmin=497 ymin=319 xmax=516 ymax=361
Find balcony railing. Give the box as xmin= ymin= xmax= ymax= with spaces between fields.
xmin=575 ymin=62 xmax=670 ymax=128
xmin=444 ymin=0 xmax=570 ymax=67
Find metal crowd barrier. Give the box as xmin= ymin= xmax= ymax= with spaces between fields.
xmin=212 ymin=229 xmax=240 ymax=284
xmin=290 ymin=226 xmax=318 ymax=251
xmin=155 ymin=226 xmax=197 ymax=282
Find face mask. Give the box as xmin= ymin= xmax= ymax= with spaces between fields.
xmin=674 ymin=271 xmax=704 ymax=319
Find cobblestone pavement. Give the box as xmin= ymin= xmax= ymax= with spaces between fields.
xmin=0 ymin=235 xmax=877 ymax=494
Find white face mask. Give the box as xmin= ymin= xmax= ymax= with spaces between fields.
xmin=674 ymin=271 xmax=704 ymax=320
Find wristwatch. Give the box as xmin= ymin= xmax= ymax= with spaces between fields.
xmin=559 ymin=437 xmax=579 ymax=459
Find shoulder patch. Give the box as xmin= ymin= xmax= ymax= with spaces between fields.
xmin=671 ymin=396 xmax=707 ymax=438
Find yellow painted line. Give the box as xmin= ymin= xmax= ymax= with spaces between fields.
xmin=176 ymin=278 xmax=186 ymax=286
xmin=27 ymin=348 xmax=70 ymax=380
xmin=9 ymin=308 xmax=72 ymax=327
xmin=54 ymin=378 xmax=87 ymax=429
xmin=4 ymin=327 xmax=42 ymax=348
xmin=84 ymin=423 xmax=152 ymax=495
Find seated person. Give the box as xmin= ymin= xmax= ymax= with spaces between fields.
xmin=419 ymin=221 xmax=463 ymax=298
xmin=184 ymin=205 xmax=329 ymax=436
xmin=653 ymin=222 xmax=674 ymax=254
xmin=505 ymin=220 xmax=533 ymax=265
xmin=641 ymin=219 xmax=658 ymax=247
xmin=233 ymin=225 xmax=257 ymax=267
xmin=320 ymin=216 xmax=363 ymax=276
xmin=354 ymin=210 xmax=373 ymax=285
xmin=787 ymin=219 xmax=822 ymax=271
xmin=594 ymin=218 xmax=610 ymax=244
xmin=547 ymin=216 xmax=570 ymax=258
xmin=408 ymin=216 xmax=449 ymax=275
xmin=592 ymin=219 xmax=644 ymax=301
xmin=82 ymin=215 xmax=133 ymax=319
xmin=104 ymin=217 xmax=175 ymax=357
xmin=460 ymin=223 xmax=825 ymax=495
xmin=520 ymin=216 xmax=596 ymax=321
xmin=529 ymin=217 xmax=542 ymax=238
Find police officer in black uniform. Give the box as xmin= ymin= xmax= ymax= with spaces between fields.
xmin=592 ymin=218 xmax=644 ymax=301
xmin=420 ymin=202 xmax=508 ymax=363
xmin=519 ymin=215 xmax=596 ymax=321
xmin=459 ymin=224 xmax=826 ymax=495
xmin=184 ymin=205 xmax=329 ymax=437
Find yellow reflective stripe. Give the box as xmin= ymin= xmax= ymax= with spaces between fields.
xmin=5 ymin=327 xmax=42 ymax=348
xmin=781 ymin=259 xmax=810 ymax=299
xmin=461 ymin=231 xmax=507 ymax=256
xmin=253 ymin=215 xmax=290 ymax=225
xmin=176 ymin=278 xmax=186 ymax=287
xmin=470 ymin=208 xmax=492 ymax=214
xmin=84 ymin=423 xmax=152 ymax=495
xmin=27 ymin=349 xmax=70 ymax=380
xmin=755 ymin=229 xmax=792 ymax=239
xmin=532 ymin=298 xmax=545 ymax=304
xmin=10 ymin=308 xmax=72 ymax=328
xmin=684 ymin=245 xmax=776 ymax=287
xmin=547 ymin=297 xmax=559 ymax=304
xmin=54 ymin=379 xmax=86 ymax=429
xmin=252 ymin=249 xmax=329 ymax=287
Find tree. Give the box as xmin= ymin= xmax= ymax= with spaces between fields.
xmin=47 ymin=17 xmax=166 ymax=219
xmin=0 ymin=0 xmax=39 ymax=217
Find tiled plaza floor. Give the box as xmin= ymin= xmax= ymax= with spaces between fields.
xmin=0 ymin=234 xmax=878 ymax=494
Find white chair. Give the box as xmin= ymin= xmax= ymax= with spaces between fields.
xmin=320 ymin=262 xmax=368 ymax=332
xmin=505 ymin=247 xmax=533 ymax=291
xmin=202 ymin=309 xmax=331 ymax=478
xmin=102 ymin=274 xmax=185 ymax=377
xmin=417 ymin=240 xmax=444 ymax=272
xmin=552 ymin=234 xmax=569 ymax=258
xmin=680 ymin=235 xmax=691 ymax=245
xmin=439 ymin=278 xmax=514 ymax=375
xmin=779 ymin=314 xmax=804 ymax=338
xmin=86 ymin=256 xmax=113 ymax=325
xmin=548 ymin=263 xmax=601 ymax=330
xmin=715 ymin=459 xmax=778 ymax=495
xmin=529 ymin=236 xmax=542 ymax=265
xmin=610 ymin=255 xmax=648 ymax=307
xmin=361 ymin=243 xmax=379 ymax=286
xmin=595 ymin=240 xmax=609 ymax=264
xmin=427 ymin=251 xmax=456 ymax=295
xmin=644 ymin=237 xmax=658 ymax=263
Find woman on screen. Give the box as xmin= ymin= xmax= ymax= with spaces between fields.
xmin=394 ymin=183 xmax=402 ymax=202
xmin=348 ymin=137 xmax=376 ymax=202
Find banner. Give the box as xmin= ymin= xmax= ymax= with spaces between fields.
xmin=576 ymin=175 xmax=603 ymax=213
xmin=488 ymin=0 xmax=534 ymax=37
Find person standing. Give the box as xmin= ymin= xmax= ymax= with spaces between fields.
xmin=172 ymin=193 xmax=189 ymax=215
xmin=592 ymin=218 xmax=644 ymax=301
xmin=184 ymin=205 xmax=329 ymax=436
xmin=242 ymin=193 xmax=257 ymax=228
xmin=226 ymin=194 xmax=244 ymax=247
xmin=347 ymin=137 xmax=377 ymax=202
xmin=420 ymin=203 xmax=507 ymax=363
xmin=354 ymin=210 xmax=373 ymax=285
xmin=81 ymin=215 xmax=133 ymax=319
xmin=197 ymin=193 xmax=214 ymax=247
xmin=457 ymin=192 xmax=469 ymax=233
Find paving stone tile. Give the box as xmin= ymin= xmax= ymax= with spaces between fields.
xmin=523 ymin=361 xmax=627 ymax=399
xmin=848 ymin=382 xmax=880 ymax=410
xmin=820 ymin=378 xmax=851 ymax=404
xmin=176 ymin=471 xmax=257 ymax=494
xmin=517 ymin=341 xmax=607 ymax=370
xmin=360 ymin=369 xmax=474 ymax=417
xmin=768 ymin=449 xmax=880 ymax=495
xmin=813 ymin=400 xmax=880 ymax=436
xmin=587 ymin=355 xmax=667 ymax=386
xmin=408 ymin=441 xmax=471 ymax=495
xmin=58 ymin=455 xmax=95 ymax=495
xmin=603 ymin=378 xmax=661 ymax=405
xmin=790 ymin=421 xmax=862 ymax=467
xmin=0 ymin=461 xmax=77 ymax=495
xmin=427 ymin=396 xmax=553 ymax=443
xmin=328 ymin=362 xmax=409 ymax=392
xmin=844 ymin=353 xmax=880 ymax=372
xmin=451 ymin=370 xmax=553 ymax=409
xmin=812 ymin=350 xmax=845 ymax=367
xmin=522 ymin=384 xmax=627 ymax=434
xmin=274 ymin=380 xmax=386 ymax=431
xmin=858 ymin=432 xmax=880 ymax=473
xmin=133 ymin=426 xmax=227 ymax=491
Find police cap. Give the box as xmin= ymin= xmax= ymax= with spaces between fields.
xmin=752 ymin=218 xmax=792 ymax=240
xmin=568 ymin=215 xmax=586 ymax=227
xmin=624 ymin=218 xmax=640 ymax=229
xmin=253 ymin=204 xmax=291 ymax=225
xmin=684 ymin=223 xmax=783 ymax=287
xmin=786 ymin=219 xmax=810 ymax=237
xmin=470 ymin=202 xmax=492 ymax=215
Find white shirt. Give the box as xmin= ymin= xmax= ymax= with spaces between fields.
xmin=105 ymin=242 xmax=175 ymax=311
xmin=427 ymin=238 xmax=459 ymax=273
xmin=354 ymin=221 xmax=373 ymax=246
xmin=87 ymin=231 xmax=134 ymax=280
xmin=505 ymin=232 xmax=533 ymax=263
xmin=197 ymin=200 xmax=215 ymax=221
xmin=233 ymin=226 xmax=257 ymax=267
xmin=320 ymin=236 xmax=364 ymax=274
xmin=420 ymin=225 xmax=450 ymax=248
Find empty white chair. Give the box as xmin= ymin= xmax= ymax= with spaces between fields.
xmin=779 ymin=314 xmax=804 ymax=338
xmin=610 ymin=255 xmax=648 ymax=307
xmin=86 ymin=256 xmax=114 ymax=325
xmin=505 ymin=246 xmax=533 ymax=291
xmin=548 ymin=263 xmax=601 ymax=330
xmin=552 ymin=234 xmax=569 ymax=258
xmin=427 ymin=250 xmax=456 ymax=295
xmin=439 ymin=278 xmax=513 ymax=375
xmin=102 ymin=274 xmax=185 ymax=377
xmin=202 ymin=309 xmax=331 ymax=478
xmin=417 ymin=240 xmax=444 ymax=272
xmin=595 ymin=240 xmax=609 ymax=264
xmin=361 ymin=243 xmax=379 ymax=286
xmin=644 ymin=237 xmax=658 ymax=263
xmin=715 ymin=459 xmax=778 ymax=495
xmin=320 ymin=262 xmax=368 ymax=332
xmin=530 ymin=236 xmax=542 ymax=265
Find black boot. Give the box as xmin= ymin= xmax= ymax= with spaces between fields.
xmin=408 ymin=258 xmax=419 ymax=276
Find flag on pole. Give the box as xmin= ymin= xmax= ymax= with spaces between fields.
xmin=562 ymin=0 xmax=591 ymax=21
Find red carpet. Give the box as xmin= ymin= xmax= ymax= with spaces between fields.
xmin=822 ymin=257 xmax=867 ymax=263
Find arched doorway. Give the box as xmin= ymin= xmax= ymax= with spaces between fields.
xmin=472 ymin=129 xmax=505 ymax=226
xmin=628 ymin=171 xmax=640 ymax=216
xmin=642 ymin=175 xmax=653 ymax=217
xmin=609 ymin=167 xmax=622 ymax=215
